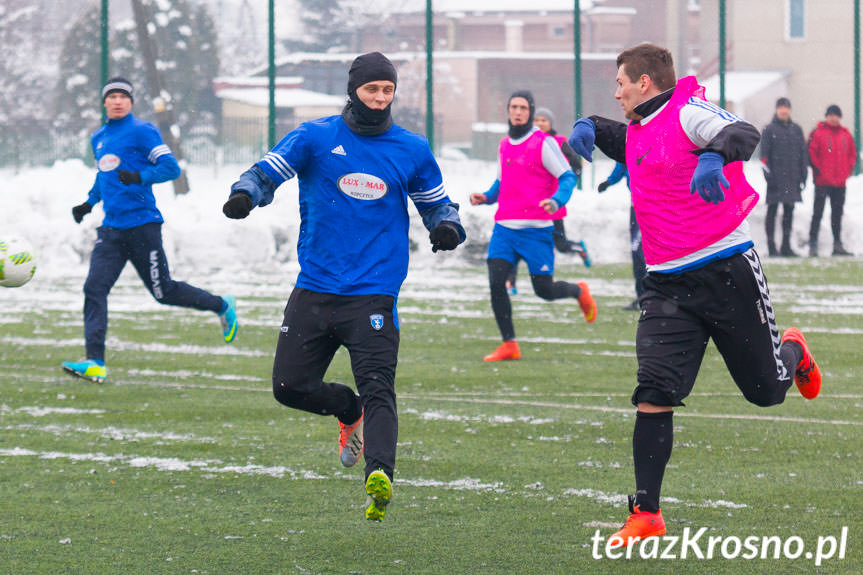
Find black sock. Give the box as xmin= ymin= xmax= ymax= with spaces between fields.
xmin=337 ymin=393 xmax=363 ymax=425
xmin=781 ymin=340 xmax=802 ymax=374
xmin=633 ymin=410 xmax=673 ymax=514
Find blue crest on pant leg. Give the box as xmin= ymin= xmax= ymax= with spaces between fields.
xmin=370 ymin=313 xmax=384 ymax=330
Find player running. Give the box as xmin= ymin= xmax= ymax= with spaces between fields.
xmin=223 ymin=52 xmax=465 ymax=521
xmin=505 ymin=106 xmax=591 ymax=294
xmin=568 ymin=43 xmax=821 ymax=546
xmin=63 ymin=77 xmax=237 ymax=384
xmin=471 ymin=90 xmax=597 ymax=363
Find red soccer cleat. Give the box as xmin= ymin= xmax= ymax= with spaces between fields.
xmin=781 ymin=328 xmax=821 ymax=399
xmin=483 ymin=341 xmax=521 ymax=362
xmin=608 ymin=496 xmax=667 ymax=548
xmin=338 ymin=412 xmax=364 ymax=467
xmin=577 ymin=282 xmax=597 ymax=323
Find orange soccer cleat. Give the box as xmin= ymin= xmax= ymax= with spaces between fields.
xmin=338 ymin=412 xmax=364 ymax=467
xmin=483 ymin=341 xmax=521 ymax=362
xmin=576 ymin=281 xmax=597 ymax=323
xmin=608 ymin=496 xmax=666 ymax=548
xmin=781 ymin=328 xmax=822 ymax=399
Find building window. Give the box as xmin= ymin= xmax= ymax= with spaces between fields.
xmin=552 ymin=25 xmax=565 ymax=38
xmin=787 ymin=0 xmax=805 ymax=40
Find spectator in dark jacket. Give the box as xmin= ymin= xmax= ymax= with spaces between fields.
xmin=760 ymin=97 xmax=808 ymax=257
xmin=808 ymin=105 xmax=857 ymax=256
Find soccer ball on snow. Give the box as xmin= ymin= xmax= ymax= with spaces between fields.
xmin=0 ymin=237 xmax=37 ymax=288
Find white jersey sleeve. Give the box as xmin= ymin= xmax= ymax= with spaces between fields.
xmin=540 ymin=136 xmax=571 ymax=178
xmin=679 ymin=97 xmax=744 ymax=148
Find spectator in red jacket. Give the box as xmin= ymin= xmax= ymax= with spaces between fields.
xmin=808 ymin=105 xmax=857 ymax=256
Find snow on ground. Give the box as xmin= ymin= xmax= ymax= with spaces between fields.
xmin=1 ymin=157 xmax=862 ymax=291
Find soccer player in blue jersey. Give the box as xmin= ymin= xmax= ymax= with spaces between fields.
xmin=223 ymin=52 xmax=466 ymax=521
xmin=63 ymin=78 xmax=237 ymax=384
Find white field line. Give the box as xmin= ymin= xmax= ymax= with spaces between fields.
xmin=399 ymin=394 xmax=863 ymax=427
xmin=125 ymin=368 xmax=266 ymax=382
xmin=562 ymin=488 xmax=747 ymax=509
xmin=39 ymin=378 xmax=863 ymax=424
xmin=108 ymin=379 xmax=266 ymax=392
xmin=0 ymin=447 xmax=500 ymax=492
xmin=100 ymin=378 xmax=863 ymax=401
xmin=0 ymin=336 xmax=269 ymax=357
xmin=0 ymin=447 xmax=750 ymax=508
xmin=0 ymin=405 xmax=106 ymax=416
xmin=2 ymin=423 xmax=217 ymax=443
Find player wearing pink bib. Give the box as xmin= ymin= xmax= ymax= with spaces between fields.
xmin=471 ymin=91 xmax=596 ymax=362
xmin=568 ymin=44 xmax=821 ymax=546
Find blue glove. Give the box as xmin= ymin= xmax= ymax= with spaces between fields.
xmin=690 ymin=152 xmax=729 ymax=204
xmin=568 ymin=118 xmax=595 ymax=162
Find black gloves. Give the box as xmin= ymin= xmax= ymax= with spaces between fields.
xmin=597 ymin=181 xmax=610 ymax=193
xmin=117 ymin=169 xmax=142 ymax=185
xmin=72 ymin=202 xmax=92 ymax=224
xmin=223 ymin=193 xmax=253 ymax=219
xmin=429 ymin=221 xmax=460 ymax=253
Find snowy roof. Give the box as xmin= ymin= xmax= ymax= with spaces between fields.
xmin=586 ymin=6 xmax=637 ymax=15
xmin=377 ymin=0 xmax=595 ymax=13
xmin=700 ymin=70 xmax=790 ymax=104
xmin=269 ymin=50 xmax=617 ymax=70
xmin=215 ymin=88 xmax=345 ymax=109
xmin=214 ymin=76 xmax=303 ymax=87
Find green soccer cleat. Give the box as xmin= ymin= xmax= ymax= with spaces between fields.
xmin=61 ymin=359 xmax=106 ymax=383
xmin=219 ymin=295 xmax=238 ymax=343
xmin=365 ymin=469 xmax=392 ymax=522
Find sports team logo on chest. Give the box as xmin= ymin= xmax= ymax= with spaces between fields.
xmin=98 ymin=153 xmax=121 ymax=172
xmin=338 ymin=172 xmax=388 ymax=200
xmin=370 ymin=314 xmax=384 ymax=330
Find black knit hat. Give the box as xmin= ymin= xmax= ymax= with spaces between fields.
xmin=507 ymin=90 xmax=535 ymax=138
xmin=102 ymin=77 xmax=134 ymax=102
xmin=508 ymin=90 xmax=535 ymax=114
xmin=347 ymin=52 xmax=398 ymax=95
xmin=826 ymin=104 xmax=842 ymax=118
xmin=775 ymin=97 xmax=791 ymax=109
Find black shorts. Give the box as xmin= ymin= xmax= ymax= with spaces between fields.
xmin=272 ymin=288 xmax=400 ymax=394
xmin=633 ymin=249 xmax=792 ymax=407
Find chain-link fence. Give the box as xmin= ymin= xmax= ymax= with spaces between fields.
xmin=0 ymin=116 xmax=287 ymax=171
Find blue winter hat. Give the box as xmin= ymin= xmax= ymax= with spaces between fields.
xmin=102 ymin=77 xmax=134 ymax=102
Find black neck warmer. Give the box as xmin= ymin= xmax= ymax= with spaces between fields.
xmin=508 ymin=120 xmax=532 ymax=139
xmin=342 ymin=93 xmax=393 ymax=136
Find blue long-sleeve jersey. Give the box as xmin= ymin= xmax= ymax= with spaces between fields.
xmin=605 ymin=162 xmax=630 ymax=189
xmin=232 ymin=115 xmax=465 ymax=297
xmin=86 ymin=113 xmax=181 ymax=229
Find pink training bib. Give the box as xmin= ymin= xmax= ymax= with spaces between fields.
xmin=626 ymin=76 xmax=759 ymax=265
xmin=496 ymin=130 xmax=566 ymax=221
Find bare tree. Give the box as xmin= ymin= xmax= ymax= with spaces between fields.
xmin=130 ymin=0 xmax=190 ymax=195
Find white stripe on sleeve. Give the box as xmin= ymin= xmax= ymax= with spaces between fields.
xmin=263 ymin=152 xmax=297 ymax=180
xmin=409 ymin=181 xmax=447 ymax=203
xmin=148 ymin=144 xmax=172 ymax=163
xmin=680 ymin=97 xmax=743 ymax=148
